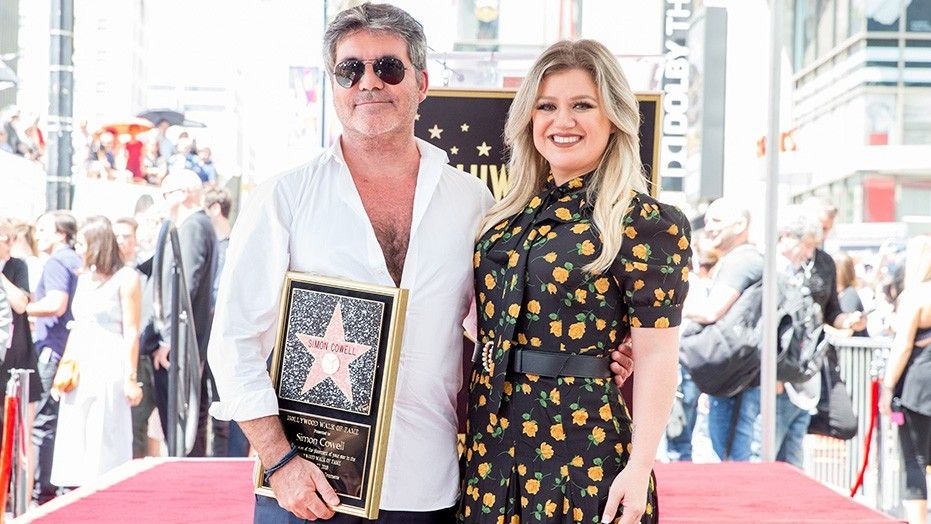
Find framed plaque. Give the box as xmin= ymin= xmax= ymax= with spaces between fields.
xmin=255 ymin=272 xmax=409 ymax=519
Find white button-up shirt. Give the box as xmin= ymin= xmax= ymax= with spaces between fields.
xmin=208 ymin=137 xmax=494 ymax=511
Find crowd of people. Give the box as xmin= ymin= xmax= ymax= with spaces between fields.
xmin=668 ymin=197 xmax=930 ymax=523
xmin=1 ymin=107 xmax=45 ymax=162
xmin=1 ymin=106 xmax=218 ymax=186
xmin=0 ymin=171 xmax=237 ymax=506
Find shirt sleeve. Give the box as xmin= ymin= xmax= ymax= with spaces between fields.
xmin=8 ymin=259 xmax=30 ymax=292
xmin=42 ymin=256 xmax=72 ymax=295
xmin=610 ymin=196 xmax=692 ymax=329
xmin=207 ymin=173 xmax=295 ymax=422
xmin=714 ymin=247 xmax=763 ymax=294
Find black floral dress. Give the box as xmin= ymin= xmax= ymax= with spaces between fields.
xmin=459 ymin=175 xmax=691 ymax=523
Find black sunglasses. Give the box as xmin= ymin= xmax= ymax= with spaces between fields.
xmin=333 ymin=56 xmax=408 ymax=88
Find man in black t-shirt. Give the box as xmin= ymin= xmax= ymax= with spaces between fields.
xmin=679 ymin=199 xmax=764 ymax=461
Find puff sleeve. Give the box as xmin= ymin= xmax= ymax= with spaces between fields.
xmin=610 ymin=195 xmax=692 ymax=329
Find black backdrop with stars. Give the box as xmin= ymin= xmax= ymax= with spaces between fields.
xmin=414 ymin=89 xmax=662 ymax=200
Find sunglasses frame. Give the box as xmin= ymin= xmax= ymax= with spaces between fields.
xmin=333 ymin=56 xmax=409 ymax=89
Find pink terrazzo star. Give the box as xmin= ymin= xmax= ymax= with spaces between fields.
xmin=295 ymin=302 xmax=371 ymax=403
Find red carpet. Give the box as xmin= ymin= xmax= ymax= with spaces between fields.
xmin=17 ymin=459 xmax=897 ymax=523
xmin=654 ymin=462 xmax=897 ymax=523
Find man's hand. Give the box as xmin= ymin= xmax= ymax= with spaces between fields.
xmin=152 ymin=345 xmax=171 ymax=370
xmin=269 ymin=456 xmax=340 ymax=521
xmin=610 ymin=340 xmax=634 ymax=387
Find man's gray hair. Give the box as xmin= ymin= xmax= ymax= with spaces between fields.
xmin=777 ymin=204 xmax=823 ymax=241
xmin=323 ymin=3 xmax=427 ymax=76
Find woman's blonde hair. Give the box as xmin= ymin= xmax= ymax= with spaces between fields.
xmin=478 ymin=39 xmax=647 ymax=274
xmin=904 ymin=236 xmax=931 ymax=287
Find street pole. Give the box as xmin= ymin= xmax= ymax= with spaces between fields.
xmin=760 ymin=0 xmax=782 ymax=462
xmin=47 ymin=0 xmax=74 ymax=211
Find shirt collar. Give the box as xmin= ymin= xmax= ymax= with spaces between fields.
xmin=320 ymin=135 xmax=449 ymax=168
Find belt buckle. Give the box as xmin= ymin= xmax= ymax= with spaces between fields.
xmin=481 ymin=341 xmax=493 ymax=373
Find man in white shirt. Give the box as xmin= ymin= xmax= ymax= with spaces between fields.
xmin=208 ymin=4 xmax=492 ymax=523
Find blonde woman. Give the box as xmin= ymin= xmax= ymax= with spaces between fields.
xmin=879 ymin=236 xmax=931 ymax=524
xmin=460 ymin=40 xmax=690 ymax=524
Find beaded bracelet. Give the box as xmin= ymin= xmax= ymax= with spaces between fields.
xmin=263 ymin=442 xmax=300 ymax=485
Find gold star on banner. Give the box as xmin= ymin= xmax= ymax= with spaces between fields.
xmin=450 ymin=146 xmax=459 ymax=155
xmin=461 ymin=123 xmax=470 ymax=132
xmin=476 ymin=141 xmax=491 ymax=157
xmin=428 ymin=124 xmax=443 ymax=140
xmin=415 ymin=113 xmax=420 ymax=121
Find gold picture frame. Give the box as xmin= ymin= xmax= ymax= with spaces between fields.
xmin=254 ymin=272 xmax=409 ymax=520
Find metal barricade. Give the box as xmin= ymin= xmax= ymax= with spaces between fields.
xmin=802 ymin=336 xmax=902 ymax=517
xmin=3 ymin=368 xmax=33 ymax=518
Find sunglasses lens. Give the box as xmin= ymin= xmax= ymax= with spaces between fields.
xmin=373 ymin=57 xmax=406 ymax=85
xmin=334 ymin=60 xmax=363 ymax=88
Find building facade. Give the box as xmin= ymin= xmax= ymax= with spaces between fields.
xmin=784 ymin=0 xmax=931 ymax=240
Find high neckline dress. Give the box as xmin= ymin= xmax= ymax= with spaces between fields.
xmin=460 ymin=175 xmax=692 ymax=523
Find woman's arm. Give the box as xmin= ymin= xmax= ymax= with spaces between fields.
xmin=602 ymin=326 xmax=680 ymax=524
xmin=119 ymin=270 xmax=143 ymax=405
xmin=879 ymin=289 xmax=920 ymax=415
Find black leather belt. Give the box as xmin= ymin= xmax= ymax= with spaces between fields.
xmin=510 ymin=348 xmax=610 ymax=379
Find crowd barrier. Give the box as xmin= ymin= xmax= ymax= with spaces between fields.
xmin=803 ymin=336 xmax=903 ymax=518
xmin=1 ymin=368 xmax=34 ymax=521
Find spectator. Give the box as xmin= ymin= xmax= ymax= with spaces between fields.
xmin=3 ymin=109 xmax=26 ymax=157
xmin=113 ymin=216 xmax=160 ymax=459
xmin=10 ymin=219 xmax=44 ymax=293
xmin=0 ymin=219 xmax=43 ymax=427
xmin=195 ymin=147 xmax=218 ymax=184
xmin=879 ymin=235 xmax=931 ymax=524
xmin=773 ymin=205 xmax=865 ymax=468
xmin=155 ymin=119 xmax=175 ymax=162
xmin=50 ymin=217 xmax=142 ymax=489
xmin=24 ymin=211 xmax=81 ymax=504
xmin=834 ymin=251 xmax=868 ymax=337
xmin=682 ymin=198 xmax=763 ymax=461
xmin=143 ymin=170 xmax=217 ymax=457
xmin=125 ymin=135 xmax=144 ymax=182
xmin=112 ymin=217 xmax=140 ymax=265
xmin=142 ymin=139 xmax=166 ymax=184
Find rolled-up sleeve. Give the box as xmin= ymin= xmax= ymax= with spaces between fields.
xmin=207 ymin=174 xmax=295 ymax=422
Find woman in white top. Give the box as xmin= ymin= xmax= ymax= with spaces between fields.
xmin=51 ymin=216 xmax=143 ymax=487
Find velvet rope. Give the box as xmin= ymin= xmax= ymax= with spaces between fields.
xmin=0 ymin=395 xmax=20 ymax=521
xmin=850 ymin=378 xmax=880 ymax=497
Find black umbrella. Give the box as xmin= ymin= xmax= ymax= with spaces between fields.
xmin=137 ymin=108 xmax=205 ymax=128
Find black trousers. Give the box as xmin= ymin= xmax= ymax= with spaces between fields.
xmin=152 ymin=361 xmax=210 ymax=457
xmin=254 ymin=496 xmax=456 ymax=524
xmin=31 ymin=348 xmax=61 ymax=504
xmin=898 ymin=407 xmax=931 ymax=500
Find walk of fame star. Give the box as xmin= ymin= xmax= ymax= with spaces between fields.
xmin=295 ymin=302 xmax=371 ymax=403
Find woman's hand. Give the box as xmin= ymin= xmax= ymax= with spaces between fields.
xmin=124 ymin=380 xmax=143 ymax=406
xmin=878 ymin=385 xmax=893 ymax=418
xmin=601 ymin=464 xmax=652 ymax=524
xmin=50 ymin=386 xmax=61 ymax=402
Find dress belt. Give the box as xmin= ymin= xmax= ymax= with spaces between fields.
xmin=512 ymin=349 xmax=611 ymax=379
xmin=475 ymin=342 xmax=611 ymax=379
